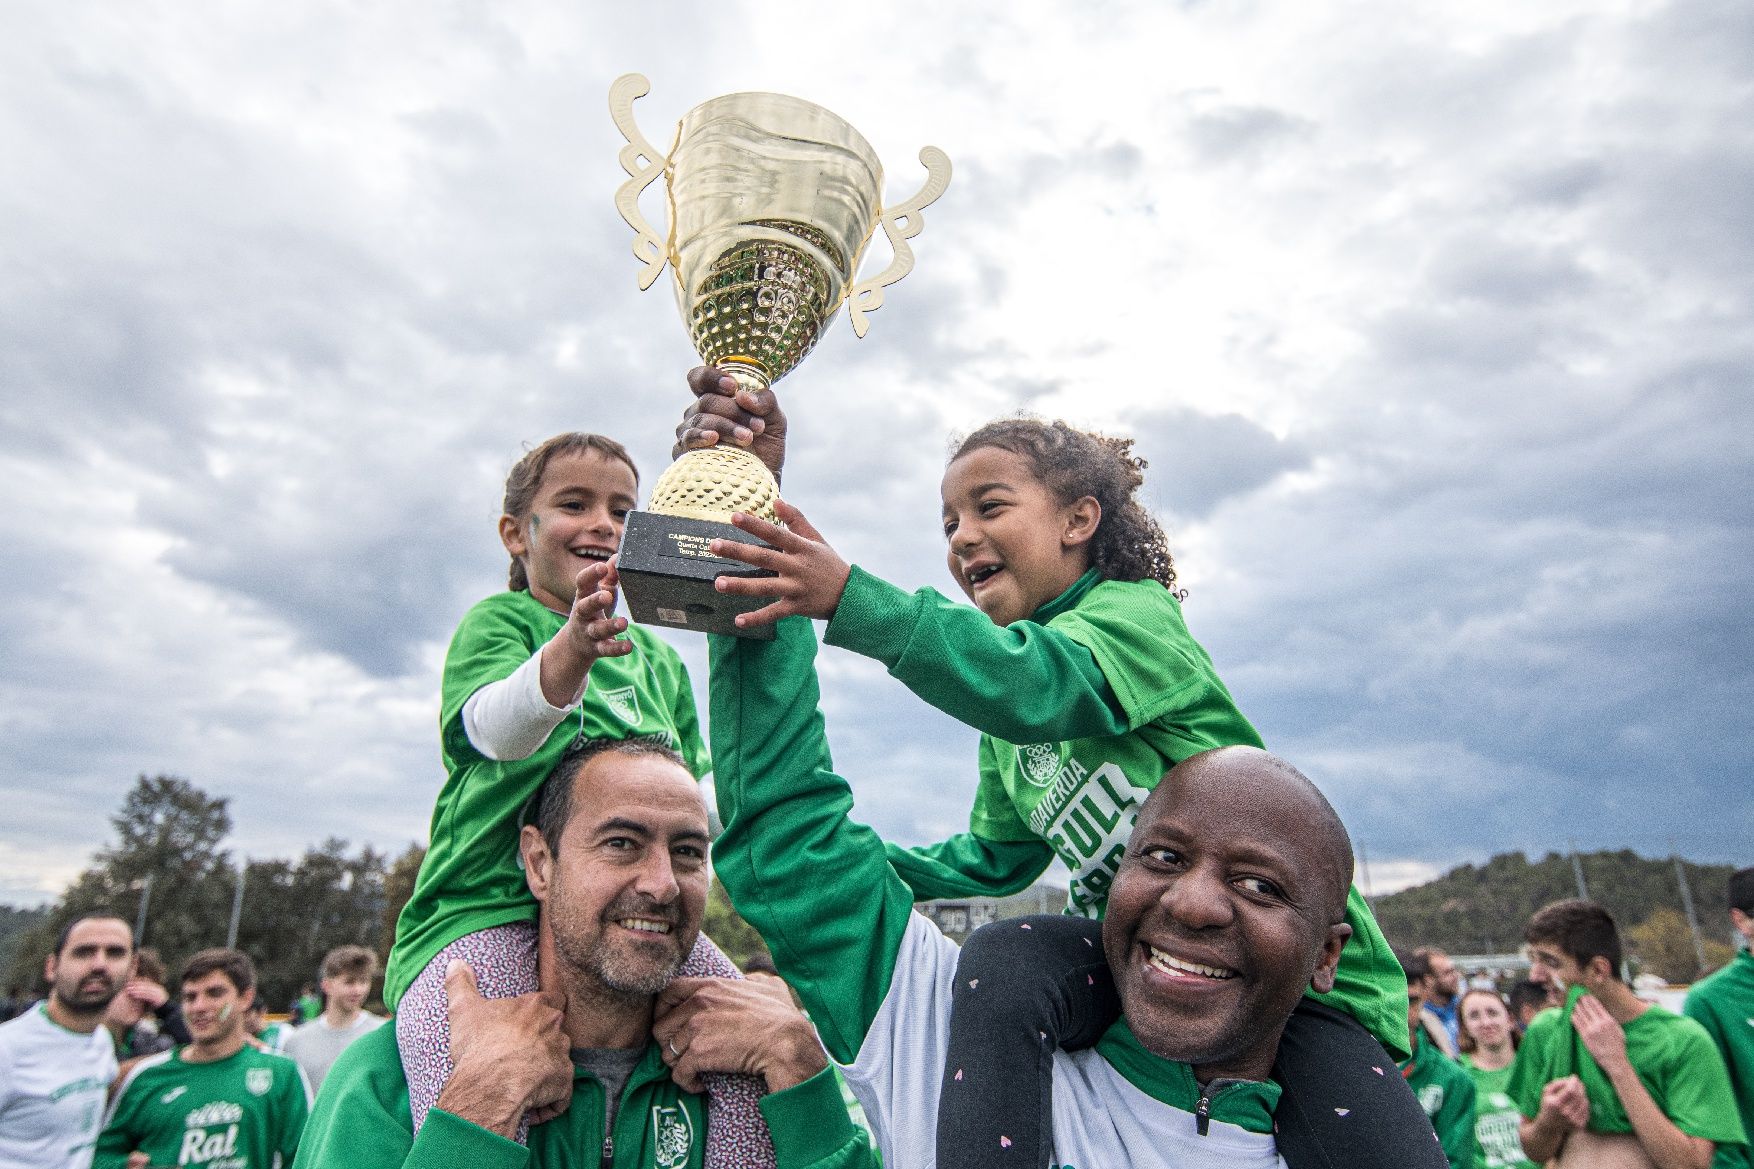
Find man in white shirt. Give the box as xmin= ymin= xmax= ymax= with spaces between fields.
xmin=284 ymin=944 xmax=386 ymax=1092
xmin=0 ymin=915 xmax=132 ymax=1168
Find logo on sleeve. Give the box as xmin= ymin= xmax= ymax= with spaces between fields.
xmin=602 ymin=685 xmax=642 ymax=726
xmin=1417 ymin=1084 xmax=1445 ymax=1115
xmin=650 ymin=1104 xmax=694 ymax=1169
xmin=245 ymin=1067 xmax=273 ymax=1096
xmin=160 ymin=1085 xmax=188 ymax=1104
xmin=1015 ymin=742 xmax=1066 ymax=789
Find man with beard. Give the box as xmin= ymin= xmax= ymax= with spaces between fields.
xmin=1416 ymin=947 xmax=1464 ymax=1055
xmin=96 ymin=949 xmax=310 ymax=1169
xmin=295 ymin=738 xmax=875 ymax=1168
xmin=707 ymin=620 xmax=1445 ymax=1167
xmin=0 ymin=915 xmax=131 ymax=1168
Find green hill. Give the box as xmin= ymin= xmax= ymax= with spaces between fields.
xmin=1371 ymin=849 xmax=1737 ymax=980
xmin=0 ymin=905 xmax=48 ymax=989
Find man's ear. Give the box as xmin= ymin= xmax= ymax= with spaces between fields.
xmin=239 ymin=987 xmax=255 ymax=1012
xmin=521 ymin=824 xmax=553 ymax=902
xmin=1309 ymin=923 xmax=1352 ymax=995
xmin=43 ymin=953 xmax=56 ymax=985
xmin=1585 ymin=954 xmax=1616 ymax=986
xmin=1062 ymin=496 xmax=1101 ymax=550
xmin=1731 ymin=907 xmax=1752 ymax=939
xmin=499 ymin=513 xmax=529 ymax=559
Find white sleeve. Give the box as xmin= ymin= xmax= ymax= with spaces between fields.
xmin=460 ymin=647 xmax=583 ymax=761
xmin=842 ymin=912 xmax=961 ymax=1169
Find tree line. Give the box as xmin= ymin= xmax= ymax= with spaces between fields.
xmin=5 ymin=777 xmax=1733 ymax=1005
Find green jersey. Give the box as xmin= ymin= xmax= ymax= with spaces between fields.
xmin=292 ymin=1023 xmax=873 ymax=1169
xmin=824 ymin=567 xmax=1409 ymax=1058
xmin=97 ymin=1045 xmax=309 ymax=1169
xmin=1401 ymin=1032 xmax=1478 ymax=1169
xmin=1459 ymin=1056 xmax=1536 ymax=1169
xmin=386 ymin=590 xmax=710 ymax=1007
xmin=1686 ymin=950 xmax=1754 ymax=1169
xmin=1507 ymin=988 xmax=1746 ymax=1150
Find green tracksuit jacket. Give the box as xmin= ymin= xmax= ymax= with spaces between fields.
xmin=290 ymin=1024 xmax=872 ymax=1169
xmin=1401 ymin=1032 xmax=1479 ymax=1169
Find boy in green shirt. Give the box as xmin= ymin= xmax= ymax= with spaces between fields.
xmin=1509 ymin=899 xmax=1744 ymax=1168
xmin=1684 ymin=867 xmax=1754 ymax=1169
xmin=98 ymin=949 xmax=310 ymax=1169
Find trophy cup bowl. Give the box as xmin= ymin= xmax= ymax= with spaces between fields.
xmin=610 ymin=73 xmax=950 ymax=637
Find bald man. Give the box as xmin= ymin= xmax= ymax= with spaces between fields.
xmin=708 ymin=618 xmax=1442 ymax=1167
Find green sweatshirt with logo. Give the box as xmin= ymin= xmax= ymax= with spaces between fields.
xmin=98 ymin=1045 xmax=309 ymax=1169
xmin=824 ymin=566 xmax=1408 ymax=1057
xmin=290 ymin=1024 xmax=871 ymax=1169
xmin=1400 ymin=1031 xmax=1479 ymax=1169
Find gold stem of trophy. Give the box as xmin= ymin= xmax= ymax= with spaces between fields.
xmin=608 ymin=73 xmax=950 ymax=634
xmin=648 ymin=360 xmax=780 ymax=525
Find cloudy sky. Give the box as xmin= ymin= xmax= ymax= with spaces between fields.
xmin=3 ymin=0 xmax=1748 ymax=908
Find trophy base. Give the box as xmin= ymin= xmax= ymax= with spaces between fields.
xmin=618 ymin=511 xmax=776 ymax=640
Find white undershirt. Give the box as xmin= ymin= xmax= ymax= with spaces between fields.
xmin=0 ymin=1004 xmax=118 ymax=1169
xmin=461 ymin=648 xmax=585 ymax=761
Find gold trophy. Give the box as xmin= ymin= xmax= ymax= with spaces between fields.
xmin=608 ymin=72 xmax=951 ymax=637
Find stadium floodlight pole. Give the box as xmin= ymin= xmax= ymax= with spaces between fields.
xmin=134 ymin=874 xmax=153 ymax=948
xmin=1357 ymin=842 xmax=1375 ymax=906
xmin=226 ymin=860 xmax=247 ymax=950
xmin=1670 ymin=842 xmax=1708 ymax=978
xmin=1567 ymin=840 xmax=1590 ymax=900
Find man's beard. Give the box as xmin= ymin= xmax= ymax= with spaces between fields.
xmin=54 ymin=972 xmax=121 ymax=1013
xmin=556 ymin=895 xmax=689 ymax=1001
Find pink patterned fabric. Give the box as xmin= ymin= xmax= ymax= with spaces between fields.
xmin=396 ymin=923 xmax=776 ymax=1169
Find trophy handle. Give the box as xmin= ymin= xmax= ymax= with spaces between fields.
xmin=847 ymin=146 xmax=952 ymax=338
xmin=609 ymin=73 xmax=670 ymax=291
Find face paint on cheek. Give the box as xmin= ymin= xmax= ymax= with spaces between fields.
xmin=218 ymin=1003 xmax=232 ymax=1022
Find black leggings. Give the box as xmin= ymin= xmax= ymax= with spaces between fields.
xmin=936 ymin=915 xmax=1446 ymax=1169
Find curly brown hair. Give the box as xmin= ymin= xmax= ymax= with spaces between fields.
xmin=950 ymin=418 xmax=1178 ymax=590
xmin=501 ymin=433 xmax=639 ymax=591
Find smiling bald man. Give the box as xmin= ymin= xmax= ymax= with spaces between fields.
xmin=709 ymin=618 xmax=1442 ymax=1167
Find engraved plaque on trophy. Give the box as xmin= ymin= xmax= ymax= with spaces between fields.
xmin=609 ymin=73 xmax=950 ymax=637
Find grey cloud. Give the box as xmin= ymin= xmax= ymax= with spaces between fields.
xmin=1182 ymin=102 xmax=1314 ymax=166
xmin=1130 ymin=408 xmax=1310 ymax=520
xmin=5 ymin=0 xmax=1752 ymax=908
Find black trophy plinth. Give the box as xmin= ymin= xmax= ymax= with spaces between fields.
xmin=617 ymin=510 xmax=777 ymax=639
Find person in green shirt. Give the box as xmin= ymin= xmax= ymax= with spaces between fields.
xmin=1509 ymin=898 xmax=1746 ymax=1169
xmin=294 ymin=737 xmax=875 ymax=1169
xmin=97 ymin=949 xmax=310 ymax=1169
xmin=1684 ymin=866 xmax=1754 ymax=1169
xmin=1399 ymin=951 xmax=1479 ymax=1169
xmin=1456 ymin=988 xmax=1537 ymax=1169
xmin=383 ymin=433 xmax=764 ymax=1163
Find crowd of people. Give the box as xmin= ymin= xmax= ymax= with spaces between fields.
xmin=0 ymin=368 xmax=1748 ymax=1168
